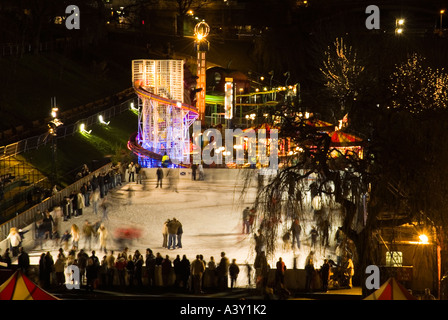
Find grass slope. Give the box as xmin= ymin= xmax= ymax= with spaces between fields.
xmin=21 ymin=109 xmax=138 ymax=187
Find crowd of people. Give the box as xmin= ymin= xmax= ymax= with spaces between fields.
xmin=13 ymin=243 xmax=246 ymax=295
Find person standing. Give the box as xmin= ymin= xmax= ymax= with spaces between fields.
xmin=18 ymin=247 xmax=30 ymax=275
xmin=254 ymin=251 xmax=268 ymax=294
xmin=422 ymin=288 xmax=436 ymax=300
xmin=77 ymin=249 xmax=88 ymax=285
xmin=90 ymin=189 xmax=100 ymax=216
xmin=242 ymin=207 xmax=251 ymax=234
xmin=135 ymin=163 xmax=142 ymax=184
xmin=198 ymin=163 xmax=204 ymax=180
xmin=275 ymin=257 xmax=286 ymax=287
xmin=162 ymin=153 xmax=169 ymax=168
xmin=346 ymin=256 xmax=355 ymax=288
xmin=44 ymin=251 xmax=54 ymax=289
xmin=98 ymin=173 xmax=105 ymax=198
xmin=229 ymin=259 xmax=240 ymax=290
xmin=305 ymin=251 xmax=315 ymax=292
xmin=70 ymin=224 xmax=80 ymax=250
xmin=128 ymin=162 xmax=136 ymax=182
xmin=191 ymin=164 xmax=197 ymax=180
xmin=82 ymin=220 xmax=93 ymax=251
xmin=145 ymin=249 xmax=156 ymax=287
xmin=179 ymin=255 xmax=190 ymax=291
xmin=100 ymin=196 xmax=110 ymax=221
xmin=167 ymin=218 xmax=181 ymax=250
xmin=320 ymin=259 xmax=331 ymax=292
xmin=105 ymin=250 xmax=115 ymax=288
xmin=54 ymin=253 xmax=66 ymax=287
xmin=161 ymin=255 xmax=172 ymax=286
xmin=191 ymin=255 xmax=205 ymax=294
xmin=176 ymin=220 xmax=183 ymax=249
xmin=217 ymin=252 xmax=230 ymax=290
xmin=115 ymin=253 xmax=127 ymax=288
xmin=290 ymin=219 xmax=302 ymax=249
xmin=173 ymin=254 xmax=182 ymax=287
xmin=126 ymin=254 xmax=135 ymax=287
xmin=156 ymin=167 xmax=164 ymax=188
xmin=86 ymin=255 xmax=99 ymax=292
xmin=254 ymin=229 xmax=265 ymax=255
xmin=162 ymin=219 xmax=170 ymax=248
xmin=321 ymin=219 xmax=330 ymax=247
xmin=38 ymin=253 xmax=47 ymax=288
xmin=134 ymin=255 xmax=144 ymax=286
xmin=98 ymin=224 xmax=108 ymax=254
xmin=6 ymin=227 xmax=22 ymax=257
xmin=166 ymin=169 xmax=179 ymax=193
xmin=310 ymin=226 xmax=319 ymax=249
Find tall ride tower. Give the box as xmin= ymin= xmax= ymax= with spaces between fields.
xmin=131 ymin=59 xmax=198 ymax=167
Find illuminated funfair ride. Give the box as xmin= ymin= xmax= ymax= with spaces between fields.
xmin=129 ymin=59 xmax=199 ymax=167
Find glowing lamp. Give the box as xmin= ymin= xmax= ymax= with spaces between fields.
xmin=419 ymin=234 xmax=429 ymax=244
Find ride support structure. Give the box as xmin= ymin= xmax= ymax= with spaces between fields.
xmin=130 ymin=59 xmax=199 ymax=167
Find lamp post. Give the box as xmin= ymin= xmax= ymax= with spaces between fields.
xmin=395 ymin=18 xmax=404 ymax=34
xmin=194 ymin=21 xmax=210 ymax=125
xmin=441 ymin=10 xmax=445 ymax=30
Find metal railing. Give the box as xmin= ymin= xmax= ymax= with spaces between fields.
xmin=0 ymin=97 xmax=137 ymax=159
xmin=0 ymin=162 xmax=113 ymax=242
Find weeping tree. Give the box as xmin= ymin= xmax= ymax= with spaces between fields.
xmin=240 ymin=49 xmax=448 ymax=296
xmin=240 ymin=101 xmax=375 ymax=286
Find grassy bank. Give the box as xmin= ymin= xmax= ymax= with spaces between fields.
xmin=21 ymin=109 xmax=138 ymax=187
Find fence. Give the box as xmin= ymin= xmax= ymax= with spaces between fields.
xmin=0 ymin=97 xmax=137 ymax=159
xmin=0 ymin=162 xmax=113 ymax=242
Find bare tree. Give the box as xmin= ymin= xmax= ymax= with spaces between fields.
xmin=389 ymin=53 xmax=448 ymax=113
xmin=320 ymin=37 xmax=365 ymax=120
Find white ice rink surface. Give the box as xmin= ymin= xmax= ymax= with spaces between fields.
xmin=26 ymin=172 xmax=339 ymax=288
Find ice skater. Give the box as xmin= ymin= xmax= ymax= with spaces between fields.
xmin=156 ymin=167 xmax=164 ymax=188
xmin=100 ymin=196 xmax=110 ymax=221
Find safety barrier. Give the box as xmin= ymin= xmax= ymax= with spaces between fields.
xmin=0 ymin=162 xmax=113 ymax=243
xmin=0 ymin=96 xmax=136 ymax=159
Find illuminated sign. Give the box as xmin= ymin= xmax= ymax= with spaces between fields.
xmin=224 ymin=78 xmax=233 ymax=119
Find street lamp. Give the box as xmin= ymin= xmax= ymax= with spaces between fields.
xmin=395 ymin=18 xmax=405 ymax=34
xmin=194 ymin=21 xmax=210 ymax=124
xmin=441 ymin=10 xmax=445 ymax=30
xmin=419 ymin=234 xmax=429 ymax=244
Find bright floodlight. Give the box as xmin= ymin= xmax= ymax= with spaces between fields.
xmin=80 ymin=123 xmax=92 ymax=134
xmin=51 ymin=107 xmax=58 ymax=118
xmin=99 ymin=115 xmax=110 ymax=125
xmin=397 ymin=19 xmax=404 ymax=25
xmin=419 ymin=234 xmax=429 ymax=244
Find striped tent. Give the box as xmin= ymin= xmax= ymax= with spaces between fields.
xmin=364 ymin=277 xmax=417 ymax=300
xmin=0 ymin=270 xmax=59 ymax=300
xmin=328 ymin=130 xmax=363 ymax=147
xmin=305 ymin=118 xmax=334 ymax=131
